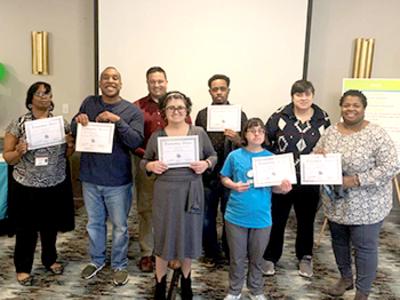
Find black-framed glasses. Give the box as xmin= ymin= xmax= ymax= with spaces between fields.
xmin=247 ymin=129 xmax=265 ymax=135
xmin=165 ymin=105 xmax=187 ymax=113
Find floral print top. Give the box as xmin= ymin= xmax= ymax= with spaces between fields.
xmin=316 ymin=123 xmax=399 ymax=225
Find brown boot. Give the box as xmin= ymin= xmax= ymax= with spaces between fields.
xmin=354 ymin=290 xmax=369 ymax=300
xmin=327 ymin=277 xmax=353 ymax=296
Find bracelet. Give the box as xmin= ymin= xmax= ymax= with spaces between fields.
xmin=205 ymin=159 xmax=212 ymax=168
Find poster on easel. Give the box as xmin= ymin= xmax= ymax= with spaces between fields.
xmin=343 ymin=78 xmax=400 ymax=157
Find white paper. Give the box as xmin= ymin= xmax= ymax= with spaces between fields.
xmin=252 ymin=153 xmax=297 ymax=187
xmin=75 ymin=122 xmax=115 ymax=154
xmin=25 ymin=116 xmax=66 ymax=150
xmin=300 ymin=153 xmax=342 ymax=185
xmin=157 ymin=135 xmax=199 ymax=168
xmin=206 ymin=104 xmax=241 ymax=132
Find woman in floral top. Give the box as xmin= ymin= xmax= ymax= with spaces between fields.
xmin=315 ymin=90 xmax=399 ymax=300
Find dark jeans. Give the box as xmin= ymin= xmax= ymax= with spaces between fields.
xmin=329 ymin=220 xmax=383 ymax=295
xmin=263 ymin=184 xmax=320 ymax=262
xmin=14 ymin=228 xmax=58 ymax=273
xmin=202 ymin=179 xmax=230 ymax=258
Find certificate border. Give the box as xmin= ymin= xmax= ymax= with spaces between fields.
xmin=206 ymin=104 xmax=241 ymax=132
xmin=252 ymin=153 xmax=297 ymax=187
xmin=75 ymin=122 xmax=115 ymax=154
xmin=300 ymin=153 xmax=342 ymax=185
xmin=157 ymin=135 xmax=199 ymax=168
xmin=25 ymin=116 xmax=66 ymax=150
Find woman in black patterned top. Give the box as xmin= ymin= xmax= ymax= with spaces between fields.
xmin=315 ymin=90 xmax=398 ymax=299
xmin=262 ymin=80 xmax=330 ymax=278
xmin=3 ymin=82 xmax=75 ymax=286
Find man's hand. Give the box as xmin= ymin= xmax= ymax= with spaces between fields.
xmin=75 ymin=113 xmax=89 ymax=126
xmin=95 ymin=111 xmax=121 ymax=123
xmin=224 ymin=129 xmax=241 ymax=145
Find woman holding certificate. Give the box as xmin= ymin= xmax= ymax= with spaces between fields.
xmin=315 ymin=90 xmax=399 ymax=300
xmin=220 ymin=118 xmax=292 ymax=300
xmin=3 ymin=82 xmax=74 ymax=286
xmin=141 ymin=91 xmax=217 ymax=299
xmin=262 ymin=80 xmax=330 ymax=278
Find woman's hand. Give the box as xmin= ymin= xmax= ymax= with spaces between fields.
xmin=343 ymin=175 xmax=359 ymax=189
xmin=15 ymin=139 xmax=28 ymax=156
xmin=190 ymin=160 xmax=209 ymax=174
xmin=233 ymin=181 xmax=250 ymax=192
xmin=75 ymin=113 xmax=89 ymax=126
xmin=145 ymin=160 xmax=168 ymax=175
xmin=313 ymin=147 xmax=327 ymax=155
xmin=273 ymin=179 xmax=292 ymax=194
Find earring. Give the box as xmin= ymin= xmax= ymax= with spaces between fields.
xmin=28 ymin=104 xmax=32 ymax=109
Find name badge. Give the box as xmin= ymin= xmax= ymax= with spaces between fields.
xmin=35 ymin=157 xmax=49 ymax=166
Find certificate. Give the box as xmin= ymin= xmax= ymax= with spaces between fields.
xmin=157 ymin=135 xmax=199 ymax=168
xmin=252 ymin=153 xmax=297 ymax=187
xmin=207 ymin=104 xmax=241 ymax=132
xmin=300 ymin=153 xmax=342 ymax=185
xmin=25 ymin=116 xmax=66 ymax=150
xmin=75 ymin=122 xmax=115 ymax=154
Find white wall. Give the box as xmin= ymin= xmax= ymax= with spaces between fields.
xmin=308 ymin=0 xmax=400 ymax=123
xmin=99 ymin=0 xmax=308 ymax=122
xmin=0 ymin=0 xmax=94 ymax=136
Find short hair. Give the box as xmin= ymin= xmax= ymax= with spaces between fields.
xmin=241 ymin=117 xmax=268 ymax=147
xmin=100 ymin=66 xmax=121 ymax=79
xmin=159 ymin=90 xmax=192 ymax=119
xmin=340 ymin=89 xmax=368 ymax=108
xmin=146 ymin=66 xmax=167 ymax=80
xmin=208 ymin=74 xmax=230 ymax=88
xmin=290 ymin=79 xmax=315 ymax=96
xmin=25 ymin=81 xmax=52 ymax=111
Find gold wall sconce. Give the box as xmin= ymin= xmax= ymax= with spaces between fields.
xmin=31 ymin=31 xmax=49 ymax=75
xmin=352 ymin=38 xmax=375 ymax=78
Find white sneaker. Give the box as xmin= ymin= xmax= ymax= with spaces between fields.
xmin=249 ymin=294 xmax=268 ymax=300
xmin=262 ymin=260 xmax=275 ymax=276
xmin=298 ymin=255 xmax=313 ymax=278
xmin=224 ymin=293 xmax=242 ymax=300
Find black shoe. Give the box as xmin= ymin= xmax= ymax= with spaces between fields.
xmin=180 ymin=271 xmax=193 ymax=300
xmin=155 ymin=274 xmax=167 ymax=300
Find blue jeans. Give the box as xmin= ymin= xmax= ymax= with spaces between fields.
xmin=329 ymin=220 xmax=383 ymax=295
xmin=82 ymin=181 xmax=132 ymax=270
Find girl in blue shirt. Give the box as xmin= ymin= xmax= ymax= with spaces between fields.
xmin=220 ymin=118 xmax=292 ymax=300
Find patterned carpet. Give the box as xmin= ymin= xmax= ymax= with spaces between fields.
xmin=0 ymin=200 xmax=399 ymax=300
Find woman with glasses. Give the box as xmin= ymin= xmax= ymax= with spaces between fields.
xmin=315 ymin=90 xmax=398 ymax=300
xmin=141 ymin=91 xmax=217 ymax=299
xmin=3 ymin=82 xmax=75 ymax=286
xmin=221 ymin=118 xmax=292 ymax=300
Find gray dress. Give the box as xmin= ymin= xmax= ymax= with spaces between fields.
xmin=142 ymin=125 xmax=217 ymax=260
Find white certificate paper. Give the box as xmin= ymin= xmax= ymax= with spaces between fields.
xmin=252 ymin=153 xmax=297 ymax=187
xmin=157 ymin=135 xmax=199 ymax=168
xmin=207 ymin=104 xmax=241 ymax=132
xmin=25 ymin=116 xmax=66 ymax=150
xmin=300 ymin=153 xmax=342 ymax=185
xmin=75 ymin=122 xmax=115 ymax=154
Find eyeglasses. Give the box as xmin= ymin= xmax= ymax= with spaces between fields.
xmin=165 ymin=106 xmax=187 ymax=113
xmin=210 ymin=86 xmax=228 ymax=92
xmin=34 ymin=92 xmax=52 ymax=98
xmin=247 ymin=129 xmax=265 ymax=135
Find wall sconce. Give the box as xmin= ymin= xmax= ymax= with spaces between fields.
xmin=352 ymin=38 xmax=374 ymax=78
xmin=31 ymin=31 xmax=49 ymax=75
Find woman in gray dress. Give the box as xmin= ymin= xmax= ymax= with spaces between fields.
xmin=141 ymin=91 xmax=217 ymax=300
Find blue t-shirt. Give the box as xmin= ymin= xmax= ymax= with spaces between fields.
xmin=220 ymin=148 xmax=273 ymax=228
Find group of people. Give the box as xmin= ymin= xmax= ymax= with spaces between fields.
xmin=2 ymin=66 xmax=398 ymax=300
